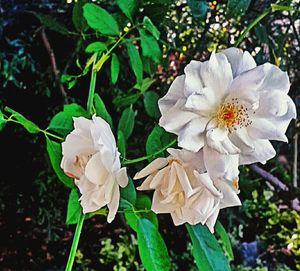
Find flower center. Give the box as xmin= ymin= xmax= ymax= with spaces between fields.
xmin=216 ymin=98 xmax=252 ymax=130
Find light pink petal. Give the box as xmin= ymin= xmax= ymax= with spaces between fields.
xmin=137 ymin=174 xmax=154 ymax=191
xmin=174 ymin=163 xmax=193 ymax=197
xmin=152 ymin=190 xmax=176 ymax=213
xmin=116 ymin=167 xmax=128 ymax=188
xmin=107 ymin=182 xmax=120 ymax=223
xmin=158 ymin=75 xmax=186 ymax=113
xmin=85 ymin=153 xmax=108 ymax=185
xmin=220 ymin=48 xmax=256 ymax=78
xmin=258 ymin=63 xmax=290 ymax=93
xmin=239 ymin=139 xmax=276 ymax=165
xmin=178 ymin=121 xmax=207 ymax=152
xmin=134 ymin=157 xmax=168 ymax=179
xmin=247 ymin=117 xmax=288 ymax=142
xmin=150 ymin=166 xmax=169 ymax=189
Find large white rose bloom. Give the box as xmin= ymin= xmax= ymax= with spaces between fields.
xmin=61 ymin=116 xmax=128 ymax=223
xmin=134 ymin=148 xmax=241 ymax=232
xmin=159 ymin=48 xmax=296 ymax=180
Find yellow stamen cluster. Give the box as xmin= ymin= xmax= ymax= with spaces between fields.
xmin=216 ymin=98 xmax=252 ymax=130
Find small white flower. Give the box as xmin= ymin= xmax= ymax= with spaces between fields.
xmin=159 ymin=48 xmax=296 ymax=180
xmin=134 ymin=148 xmax=241 ymax=232
xmin=61 ymin=116 xmax=128 ymax=223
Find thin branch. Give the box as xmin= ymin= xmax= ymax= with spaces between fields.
xmin=40 ymin=28 xmax=68 ymax=103
xmin=250 ymin=164 xmax=300 ymax=212
xmin=293 ymin=133 xmax=298 ymax=188
xmin=250 ymin=164 xmax=289 ymax=191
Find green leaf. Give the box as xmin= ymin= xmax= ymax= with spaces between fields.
xmin=135 ymin=193 xmax=158 ymax=227
xmin=46 ymin=138 xmax=75 ymax=188
xmin=144 ymin=91 xmax=160 ymax=118
xmin=72 ymin=0 xmax=88 ymax=32
xmin=126 ymin=41 xmax=143 ymax=86
xmin=113 ymin=93 xmax=141 ymax=107
xmin=215 ymin=221 xmax=234 ymax=261
xmin=93 ymin=94 xmax=113 ymax=127
xmin=66 ymin=189 xmax=82 ymax=224
xmin=186 ymin=224 xmax=231 ymax=271
xmin=48 ymin=103 xmax=88 ymax=136
xmin=118 ymin=107 xmax=135 ymax=140
xmin=137 ymin=218 xmax=171 ymax=271
xmin=146 ymin=125 xmax=175 ymax=161
xmin=4 ymin=107 xmax=40 ymax=134
xmin=85 ymin=41 xmax=107 ymax=53
xmin=83 ymin=3 xmax=119 ymax=35
xmin=111 ymin=53 xmax=120 ymax=84
xmin=0 ymin=110 xmax=6 ymax=131
xmin=255 ymin=23 xmax=268 ymax=44
xmin=139 ymin=29 xmax=161 ymax=63
xmin=124 ymin=193 xmax=158 ymax=232
xmin=116 ymin=0 xmax=137 ymax=21
xmin=134 ymin=77 xmax=156 ymax=93
xmin=226 ymin=0 xmax=251 ymax=19
xmin=187 ymin=0 xmax=208 ymax=19
xmin=120 ymin=177 xmax=136 ymax=206
xmin=143 ymin=16 xmax=160 ymax=40
xmin=117 ymin=130 xmax=126 ymax=158
xmin=33 ymin=12 xmax=70 ymax=35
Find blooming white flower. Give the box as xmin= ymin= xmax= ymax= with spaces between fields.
xmin=61 ymin=116 xmax=128 ymax=223
xmin=159 ymin=48 xmax=296 ymax=180
xmin=134 ymin=148 xmax=241 ymax=232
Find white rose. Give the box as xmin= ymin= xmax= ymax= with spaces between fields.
xmin=134 ymin=148 xmax=240 ymax=232
xmin=158 ymin=48 xmax=296 ymax=180
xmin=61 ymin=116 xmax=128 ymax=223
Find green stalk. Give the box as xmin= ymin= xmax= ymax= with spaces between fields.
xmin=234 ymin=9 xmax=270 ymax=47
xmin=86 ymin=53 xmax=99 ymax=115
xmin=65 ymin=212 xmax=85 ymax=271
xmin=234 ymin=4 xmax=299 ymax=47
xmin=122 ymin=139 xmax=177 ymax=165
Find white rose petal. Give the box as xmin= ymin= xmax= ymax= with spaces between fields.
xmin=61 ymin=116 xmax=128 ymax=223
xmin=158 ymin=47 xmax=296 ymax=169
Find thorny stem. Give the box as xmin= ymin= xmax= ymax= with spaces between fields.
xmin=122 ymin=139 xmax=177 ymax=165
xmin=65 ymin=212 xmax=85 ymax=271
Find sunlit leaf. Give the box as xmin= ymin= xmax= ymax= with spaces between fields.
xmin=111 ymin=53 xmax=120 ymax=84
xmin=186 ymin=224 xmax=231 ymax=271
xmin=118 ymin=106 xmax=135 ymax=140
xmin=85 ymin=42 xmax=107 ymax=53
xmin=83 ymin=3 xmax=119 ymax=35
xmin=143 ymin=16 xmax=160 ymax=40
xmin=48 ymin=103 xmax=88 ymax=136
xmin=66 ymin=189 xmax=81 ymax=224
xmin=215 ymin=221 xmax=234 ymax=261
xmin=46 ymin=138 xmax=75 ymax=188
xmin=116 ymin=0 xmax=137 ymax=21
xmin=5 ymin=107 xmax=40 ymax=134
xmin=93 ymin=94 xmax=113 ymax=127
xmin=137 ymin=218 xmax=171 ymax=271
xmin=126 ymin=41 xmax=143 ymax=86
xmin=144 ymin=91 xmax=160 ymax=118
xmin=139 ymin=29 xmax=161 ymax=63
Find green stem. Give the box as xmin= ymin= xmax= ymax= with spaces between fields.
xmin=42 ymin=130 xmax=64 ymax=141
xmin=234 ymin=4 xmax=299 ymax=47
xmin=65 ymin=212 xmax=85 ymax=271
xmin=122 ymin=139 xmax=177 ymax=165
xmin=234 ymin=9 xmax=271 ymax=47
xmin=86 ymin=53 xmax=99 ymax=115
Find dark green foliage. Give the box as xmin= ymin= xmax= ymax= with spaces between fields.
xmin=186 ymin=224 xmax=231 ymax=271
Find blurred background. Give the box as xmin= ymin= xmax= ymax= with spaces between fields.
xmin=0 ymin=0 xmax=299 ymax=270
